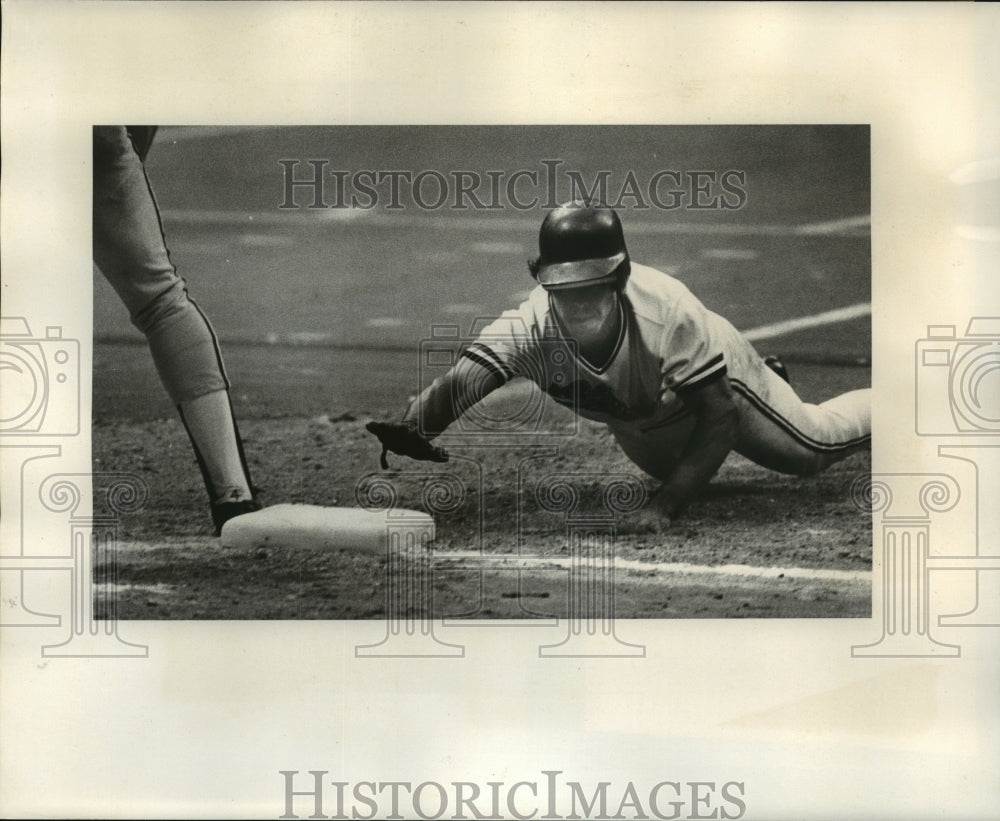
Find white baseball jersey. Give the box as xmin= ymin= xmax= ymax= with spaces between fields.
xmin=460 ymin=263 xmax=870 ymax=478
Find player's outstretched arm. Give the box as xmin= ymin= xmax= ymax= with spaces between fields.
xmin=656 ymin=375 xmax=740 ymax=519
xmin=366 ymin=357 xmax=507 ymax=468
xmin=402 ymin=356 xmax=505 ymax=437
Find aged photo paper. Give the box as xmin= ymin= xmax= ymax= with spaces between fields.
xmin=1 ymin=2 xmax=998 ymax=819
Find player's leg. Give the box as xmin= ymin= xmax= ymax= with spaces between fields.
xmin=177 ymin=388 xmax=259 ymax=530
xmin=93 ymin=126 xmax=259 ymax=533
xmin=729 ymin=360 xmax=870 ymax=476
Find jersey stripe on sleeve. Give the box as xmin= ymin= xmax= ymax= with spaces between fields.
xmin=461 ymin=343 xmax=514 ymax=384
xmin=673 ymin=352 xmax=727 ymax=394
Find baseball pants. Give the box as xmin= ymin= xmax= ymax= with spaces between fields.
xmin=93 ymin=125 xmax=254 ymax=505
xmin=610 ymin=357 xmax=871 ymax=480
xmin=93 ymin=125 xmax=228 ymax=405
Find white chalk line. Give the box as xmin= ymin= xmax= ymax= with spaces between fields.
xmin=158 ymin=207 xmax=871 ymax=238
xmin=103 ymin=207 xmax=872 ymax=349
xmin=435 ymin=551 xmax=870 ymax=585
xmin=98 ymin=302 xmax=873 ymax=349
xmin=113 ymin=539 xmax=868 ymax=586
xmin=259 ymin=302 xmax=874 ymax=347
xmin=94 ymin=582 xmax=174 ymax=596
xmin=793 ymin=214 xmax=870 ymax=235
xmin=741 ymin=302 xmax=871 ymax=342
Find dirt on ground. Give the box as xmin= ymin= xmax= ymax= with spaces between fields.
xmin=93 ymin=402 xmax=872 ymax=621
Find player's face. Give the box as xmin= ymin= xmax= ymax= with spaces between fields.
xmin=549 ymin=283 xmax=620 ymax=341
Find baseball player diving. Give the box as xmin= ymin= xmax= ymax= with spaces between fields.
xmin=368 ymin=201 xmax=871 ymax=521
xmin=93 ymin=126 xmax=261 ymax=534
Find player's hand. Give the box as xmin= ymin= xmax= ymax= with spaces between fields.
xmin=654 ymin=493 xmax=685 ymax=522
xmin=365 ymin=420 xmax=449 ymax=469
xmin=628 ymin=490 xmax=682 ymax=534
xmin=628 ymin=505 xmax=672 ymax=534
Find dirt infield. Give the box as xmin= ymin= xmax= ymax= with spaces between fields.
xmin=93 ymin=359 xmax=872 ymax=621
xmin=89 ymin=126 xmax=873 ymax=622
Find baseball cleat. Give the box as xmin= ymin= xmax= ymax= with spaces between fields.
xmin=211 ymin=494 xmax=263 ymax=536
xmin=764 ymin=355 xmax=791 ymax=384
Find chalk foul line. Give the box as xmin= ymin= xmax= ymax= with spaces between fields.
xmin=741 ymin=302 xmax=871 ymax=342
xmin=429 ymin=551 xmax=870 ymax=584
xmin=115 ymin=540 xmax=869 ymax=585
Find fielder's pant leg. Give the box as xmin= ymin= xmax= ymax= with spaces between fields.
xmin=177 ymin=390 xmax=255 ymax=503
xmin=731 ymin=366 xmax=871 ymax=476
xmin=93 ymin=125 xmax=255 ymax=503
xmin=93 ymin=126 xmax=228 ymax=404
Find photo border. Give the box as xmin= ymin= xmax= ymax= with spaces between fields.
xmin=1 ymin=3 xmax=997 ymax=819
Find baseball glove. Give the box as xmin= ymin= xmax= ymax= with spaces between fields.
xmin=365 ymin=420 xmax=449 ymax=469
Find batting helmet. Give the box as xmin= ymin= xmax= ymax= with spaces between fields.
xmin=529 ymin=201 xmax=630 ymax=290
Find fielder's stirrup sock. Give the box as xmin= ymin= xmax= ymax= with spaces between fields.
xmin=211 ymin=490 xmax=262 ymax=536
xmin=764 ymin=355 xmax=791 ymax=385
xmin=178 ymin=389 xmax=256 ymax=506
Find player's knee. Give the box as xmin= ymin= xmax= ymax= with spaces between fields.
xmin=130 ymin=280 xmax=191 ymax=336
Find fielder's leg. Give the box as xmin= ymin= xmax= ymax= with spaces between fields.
xmin=93 ymin=126 xmax=259 ymax=533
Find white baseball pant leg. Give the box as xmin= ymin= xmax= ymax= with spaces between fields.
xmin=93 ymin=125 xmax=254 ymax=505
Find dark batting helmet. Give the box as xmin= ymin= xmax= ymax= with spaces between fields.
xmin=529 ymin=201 xmax=630 ymax=290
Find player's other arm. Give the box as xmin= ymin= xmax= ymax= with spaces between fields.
xmin=402 ymin=354 xmax=505 ymax=438
xmin=657 ymin=374 xmax=740 ymax=518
